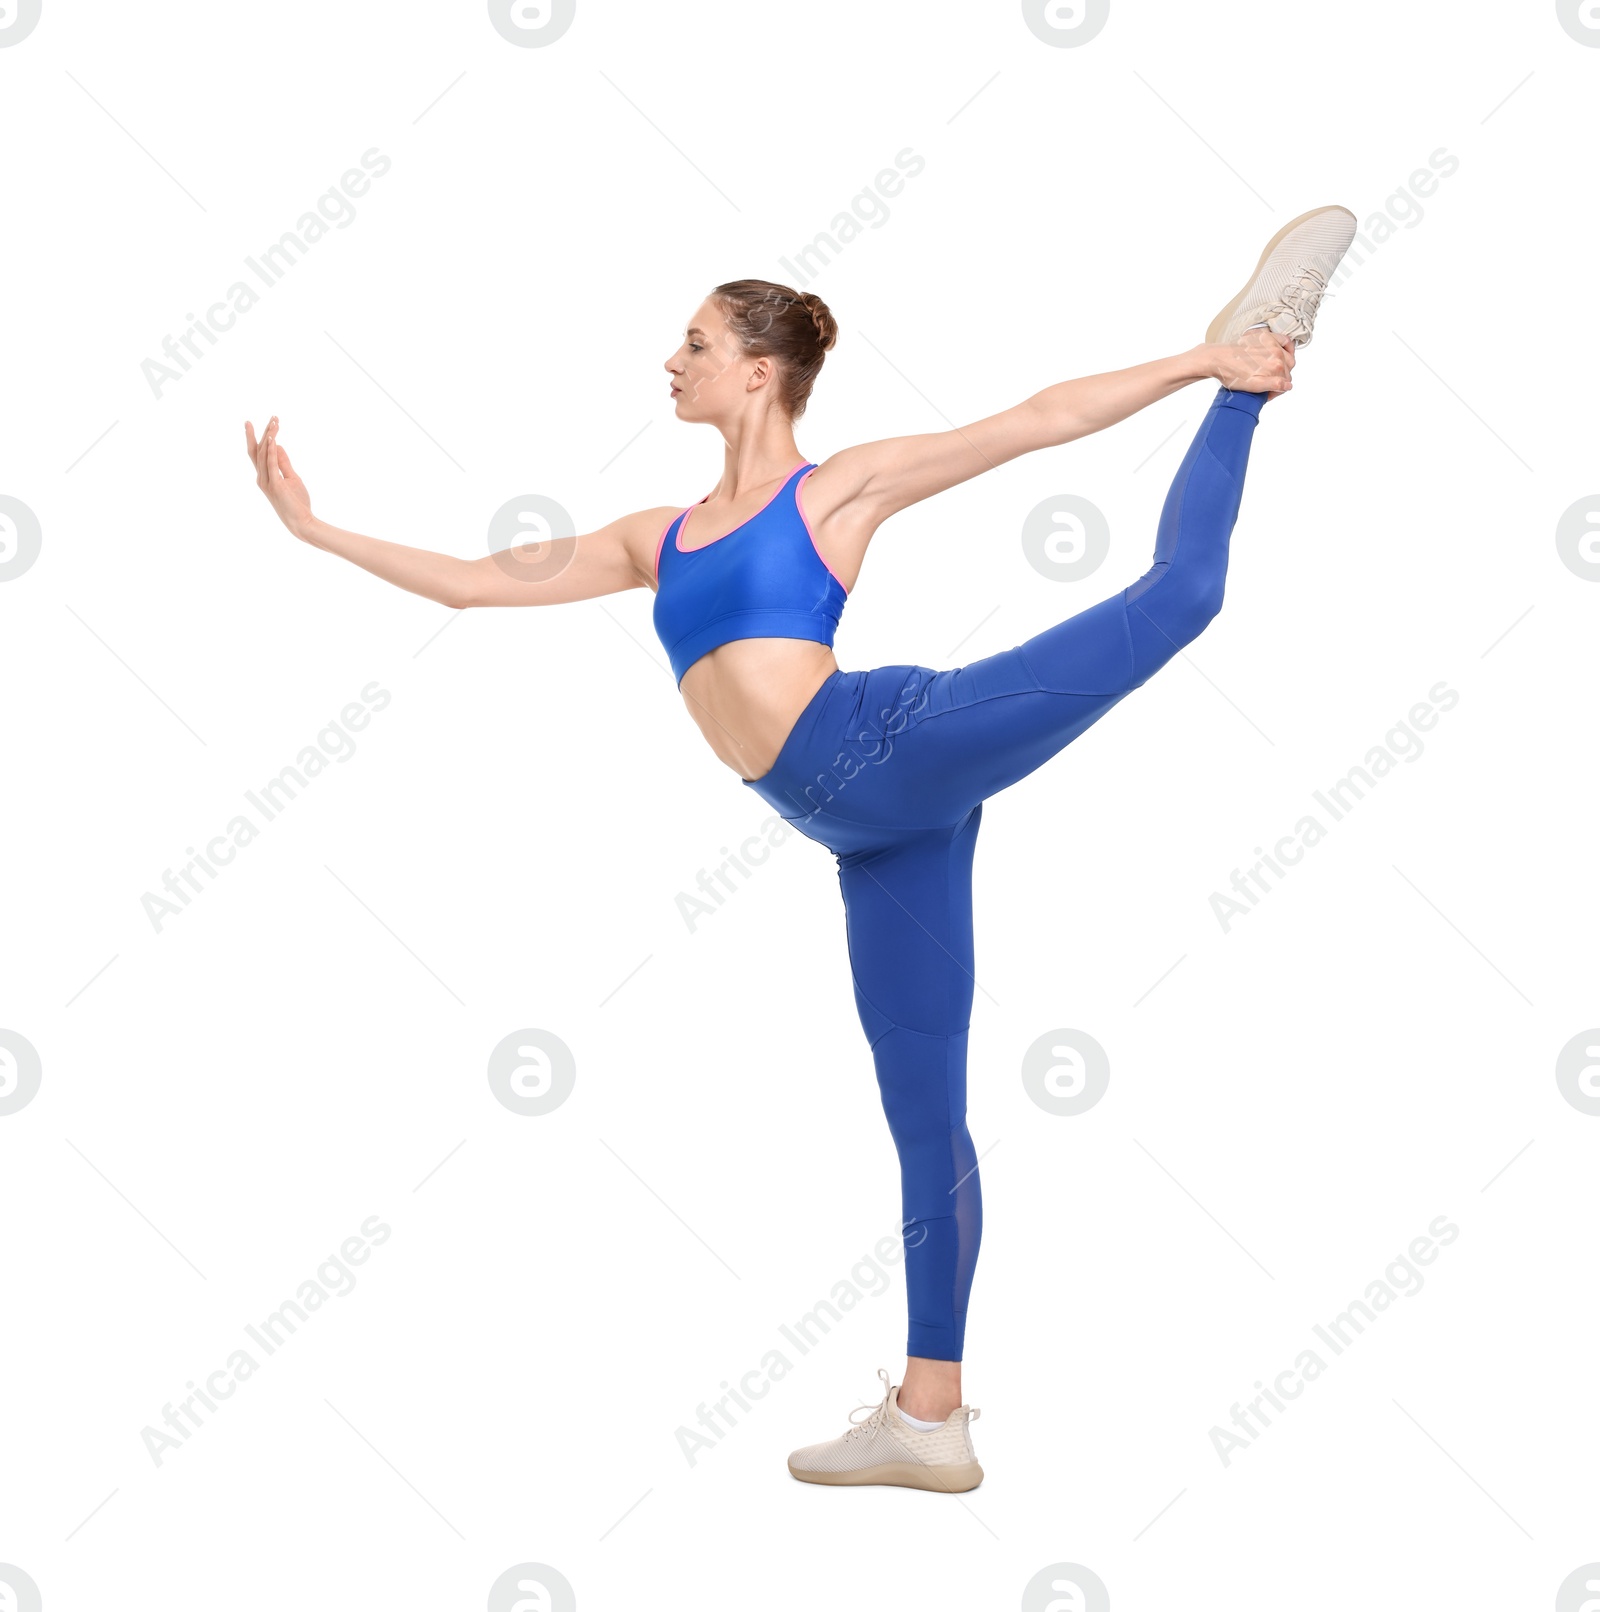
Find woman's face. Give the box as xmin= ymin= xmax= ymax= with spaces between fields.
xmin=664 ymin=298 xmax=767 ymax=421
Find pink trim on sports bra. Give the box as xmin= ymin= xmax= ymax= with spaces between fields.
xmin=652 ymin=509 xmax=685 ymax=584
xmin=793 ymin=465 xmax=849 ymax=596
xmin=676 ymin=461 xmax=810 ymax=553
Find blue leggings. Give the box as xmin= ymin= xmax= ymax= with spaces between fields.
xmin=744 ymin=387 xmax=1266 ymax=1360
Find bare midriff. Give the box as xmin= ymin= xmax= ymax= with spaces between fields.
xmin=678 ymin=637 xmax=840 ymax=782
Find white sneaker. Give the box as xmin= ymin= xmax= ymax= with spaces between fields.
xmin=787 ymin=1369 xmax=984 ymax=1493
xmin=1206 ymin=205 xmax=1358 ymax=349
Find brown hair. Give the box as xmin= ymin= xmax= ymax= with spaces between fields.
xmin=710 ymin=279 xmax=838 ymax=420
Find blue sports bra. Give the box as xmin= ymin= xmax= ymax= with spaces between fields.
xmin=651 ymin=460 xmax=849 ymax=684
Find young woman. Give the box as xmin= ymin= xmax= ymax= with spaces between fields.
xmin=246 ymin=205 xmax=1356 ymax=1494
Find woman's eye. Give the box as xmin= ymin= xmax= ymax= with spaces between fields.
xmin=688 ymin=343 xmax=702 ymax=353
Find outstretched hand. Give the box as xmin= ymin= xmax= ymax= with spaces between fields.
xmin=244 ymin=415 xmax=316 ymax=540
xmin=1208 ymin=328 xmax=1296 ymax=395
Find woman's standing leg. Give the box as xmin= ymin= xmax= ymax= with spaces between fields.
xmin=834 ymin=811 xmax=985 ymax=1391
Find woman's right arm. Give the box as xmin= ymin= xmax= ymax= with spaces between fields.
xmin=244 ymin=416 xmax=677 ymax=607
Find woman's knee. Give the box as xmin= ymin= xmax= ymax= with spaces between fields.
xmin=1128 ymin=569 xmax=1226 ymax=668
xmin=1179 ymin=570 xmax=1228 ymax=636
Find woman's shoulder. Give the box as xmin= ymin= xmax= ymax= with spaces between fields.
xmin=614 ymin=503 xmax=691 ymax=590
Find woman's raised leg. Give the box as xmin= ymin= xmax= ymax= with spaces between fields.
xmin=848 ymin=385 xmax=1270 ymax=825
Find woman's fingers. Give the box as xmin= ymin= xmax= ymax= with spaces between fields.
xmin=244 ymin=416 xmax=289 ymax=495
xmin=1273 ymin=335 xmax=1295 ymax=381
xmin=246 ymin=421 xmax=265 ymax=480
xmin=1218 ymin=330 xmax=1301 ymax=393
xmin=1223 ymin=330 xmax=1281 ymax=391
xmin=257 ymin=416 xmax=281 ymax=485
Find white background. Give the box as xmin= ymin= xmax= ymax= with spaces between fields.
xmin=1 ymin=1 xmax=1596 ymax=1607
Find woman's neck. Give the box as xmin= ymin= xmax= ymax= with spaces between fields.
xmin=712 ymin=423 xmax=804 ymax=500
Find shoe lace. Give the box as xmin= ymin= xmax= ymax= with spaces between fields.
xmin=1268 ymin=260 xmax=1333 ymax=343
xmin=843 ymin=1368 xmax=894 ymax=1442
xmin=840 ymin=1369 xmax=983 ymax=1444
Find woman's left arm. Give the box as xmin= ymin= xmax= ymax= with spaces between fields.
xmin=806 ymin=333 xmax=1292 ymax=537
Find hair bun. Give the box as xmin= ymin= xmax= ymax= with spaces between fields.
xmin=799 ymin=291 xmax=838 ymax=352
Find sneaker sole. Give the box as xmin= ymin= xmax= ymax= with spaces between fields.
xmin=1204 ymin=206 xmax=1356 ymax=345
xmin=787 ymin=1459 xmax=984 ymax=1493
